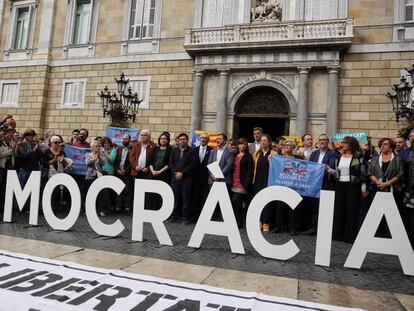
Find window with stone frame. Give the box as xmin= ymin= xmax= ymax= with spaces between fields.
xmin=64 ymin=0 xmax=100 ymax=47
xmin=61 ymin=79 xmax=87 ymax=108
xmin=395 ymin=0 xmax=414 ymax=40
xmin=304 ymin=0 xmax=339 ymax=20
xmin=7 ymin=2 xmax=37 ymax=51
xmin=0 ymin=81 xmax=20 ymax=107
xmin=129 ymin=0 xmax=157 ymax=39
xmin=127 ymin=76 xmax=151 ymax=109
xmin=72 ymin=0 xmax=92 ymax=44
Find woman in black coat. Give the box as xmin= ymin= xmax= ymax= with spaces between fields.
xmin=149 ymin=132 xmax=172 ymax=210
xmin=231 ymin=138 xmax=253 ymax=228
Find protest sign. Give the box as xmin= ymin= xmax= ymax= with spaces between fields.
xmin=191 ymin=130 xmax=219 ymax=148
xmin=105 ymin=126 xmax=140 ymax=146
xmin=64 ymin=145 xmax=91 ymax=175
xmin=0 ymin=250 xmax=359 ymax=311
xmin=331 ymin=132 xmax=368 ymax=148
xmin=268 ymin=155 xmax=325 ymax=198
xmin=282 ymin=135 xmax=303 ymax=147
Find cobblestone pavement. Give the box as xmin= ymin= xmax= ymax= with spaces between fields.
xmin=0 ymin=211 xmax=413 ymax=295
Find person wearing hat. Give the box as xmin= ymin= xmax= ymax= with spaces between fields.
xmin=16 ymin=129 xmax=43 ymax=189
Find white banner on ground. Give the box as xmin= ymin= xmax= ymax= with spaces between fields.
xmin=0 ymin=250 xmax=364 ymax=311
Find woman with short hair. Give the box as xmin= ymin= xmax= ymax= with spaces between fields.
xmin=366 ymin=138 xmax=404 ymax=236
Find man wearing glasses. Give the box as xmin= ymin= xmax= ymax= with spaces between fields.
xmin=305 ymin=134 xmax=337 ymax=235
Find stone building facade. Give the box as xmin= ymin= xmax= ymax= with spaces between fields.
xmin=0 ymin=0 xmax=412 ymax=141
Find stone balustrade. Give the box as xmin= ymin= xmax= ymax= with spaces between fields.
xmin=184 ymin=18 xmax=353 ymax=54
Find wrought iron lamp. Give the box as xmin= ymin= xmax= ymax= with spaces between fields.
xmin=98 ymin=73 xmax=142 ymax=125
xmin=387 ymin=65 xmax=414 ymax=123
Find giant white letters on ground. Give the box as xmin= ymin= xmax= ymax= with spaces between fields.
xmin=2 ymin=172 xmax=414 ymax=276
xmin=188 ymin=182 xmax=245 ymax=254
xmin=3 ymin=170 xmax=41 ymax=225
xmin=132 ymin=179 xmax=174 ymax=245
xmin=86 ymin=176 xmax=125 ymax=237
xmin=43 ymin=173 xmax=81 ymax=231
xmin=344 ymin=192 xmax=414 ymax=276
xmin=246 ymin=186 xmax=302 ymax=260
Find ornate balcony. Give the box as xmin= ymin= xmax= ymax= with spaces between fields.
xmin=184 ymin=18 xmax=354 ymax=55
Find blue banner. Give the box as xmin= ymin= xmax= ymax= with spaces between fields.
xmin=268 ymin=155 xmax=325 ymax=198
xmin=64 ymin=145 xmax=91 ymax=176
xmin=106 ymin=127 xmax=140 ymax=146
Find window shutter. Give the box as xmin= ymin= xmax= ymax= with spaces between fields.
xmin=136 ymin=0 xmax=145 ymax=38
xmin=222 ymin=0 xmax=232 ymax=25
xmin=147 ymin=0 xmax=156 ymax=37
xmin=64 ymin=83 xmax=73 ymax=106
xmin=205 ymin=0 xmax=217 ymax=27
xmin=305 ymin=0 xmax=312 ymax=20
xmin=312 ymin=0 xmax=321 ymax=20
xmin=76 ymin=82 xmax=84 ymax=105
xmin=330 ymin=0 xmax=338 ymax=19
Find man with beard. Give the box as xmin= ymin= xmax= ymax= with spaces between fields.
xmin=304 ymin=134 xmax=337 ymax=235
xmin=169 ymin=133 xmax=196 ymax=223
xmin=70 ymin=128 xmax=90 ymax=210
xmin=72 ymin=128 xmax=91 ymax=148
xmin=115 ymin=134 xmax=133 ymax=213
xmin=394 ymin=136 xmax=406 ymax=155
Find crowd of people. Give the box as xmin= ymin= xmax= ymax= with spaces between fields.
xmin=0 ymin=114 xmax=413 ymax=247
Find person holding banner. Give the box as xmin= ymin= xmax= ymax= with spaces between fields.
xmin=231 ymin=138 xmax=253 ymax=229
xmin=252 ymin=134 xmax=277 ymax=232
xmin=305 ymin=134 xmax=337 ymax=235
xmin=333 ymin=136 xmax=365 ymax=243
xmin=366 ymin=138 xmax=404 ymax=237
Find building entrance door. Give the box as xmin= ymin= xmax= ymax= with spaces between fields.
xmin=233 ymin=86 xmax=290 ymax=142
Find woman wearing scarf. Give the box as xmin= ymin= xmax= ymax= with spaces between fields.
xmin=366 ymin=138 xmax=404 ymax=237
xmin=252 ymin=134 xmax=277 ymax=232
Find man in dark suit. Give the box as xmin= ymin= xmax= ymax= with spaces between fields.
xmin=115 ymin=134 xmax=132 ymax=212
xmin=207 ymin=133 xmax=234 ymax=221
xmin=207 ymin=133 xmax=234 ymax=189
xmin=191 ymin=132 xmax=212 ymax=222
xmin=304 ymin=134 xmax=337 ymax=235
xmin=169 ymin=133 xmax=197 ymax=223
xmin=399 ymin=129 xmax=414 ymax=246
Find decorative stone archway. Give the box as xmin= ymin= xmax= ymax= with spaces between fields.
xmin=232 ymin=85 xmax=291 ymax=140
xmin=229 ymin=79 xmax=295 ymax=140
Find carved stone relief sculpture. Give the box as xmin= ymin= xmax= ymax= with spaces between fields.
xmin=251 ymin=0 xmax=282 ymax=23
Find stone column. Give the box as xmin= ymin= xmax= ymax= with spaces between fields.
xmin=190 ymin=70 xmax=205 ymax=136
xmin=297 ymin=67 xmax=310 ymax=136
xmin=216 ymin=69 xmax=230 ymax=134
xmin=327 ymin=66 xmax=341 ymax=135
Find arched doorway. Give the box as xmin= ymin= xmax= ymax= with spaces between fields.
xmin=233 ymin=86 xmax=290 ymax=141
